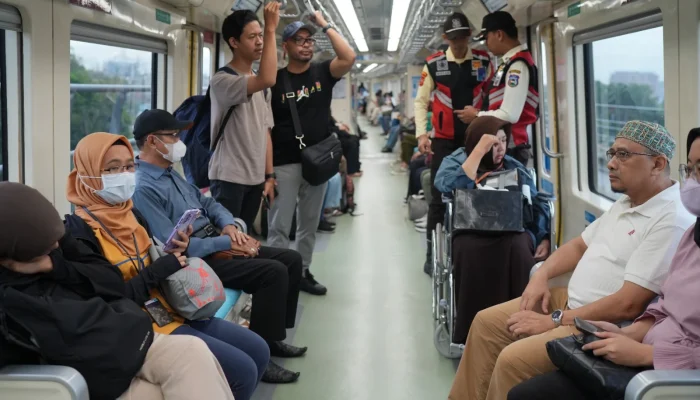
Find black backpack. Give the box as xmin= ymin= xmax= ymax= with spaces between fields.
xmin=0 ymin=285 xmax=154 ymax=400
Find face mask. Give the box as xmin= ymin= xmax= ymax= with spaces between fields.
xmin=80 ymin=172 xmax=136 ymax=205
xmin=155 ymin=137 xmax=187 ymax=163
xmin=681 ymin=178 xmax=700 ymax=217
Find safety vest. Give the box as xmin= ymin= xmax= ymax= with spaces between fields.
xmin=474 ymin=50 xmax=539 ymax=146
xmin=426 ymin=49 xmax=490 ymax=145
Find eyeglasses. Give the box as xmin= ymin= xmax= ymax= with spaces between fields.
xmin=605 ymin=149 xmax=657 ymax=162
xmin=102 ymin=164 xmax=136 ymax=174
xmin=292 ymin=37 xmax=316 ymax=47
xmin=680 ymin=163 xmax=700 ymax=181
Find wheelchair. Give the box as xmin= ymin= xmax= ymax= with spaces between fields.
xmin=431 ymin=169 xmax=557 ymax=359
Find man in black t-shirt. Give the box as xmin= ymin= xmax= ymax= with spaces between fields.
xmin=268 ymin=12 xmax=356 ymax=295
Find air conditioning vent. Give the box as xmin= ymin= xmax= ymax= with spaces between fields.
xmin=369 ymin=27 xmax=383 ymax=40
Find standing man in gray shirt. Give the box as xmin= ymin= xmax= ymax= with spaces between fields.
xmin=209 ymin=3 xmax=279 ymax=231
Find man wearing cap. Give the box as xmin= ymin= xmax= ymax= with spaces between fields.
xmin=267 ymin=12 xmax=356 ymax=296
xmin=414 ymin=12 xmax=493 ymax=276
xmin=131 ymin=109 xmax=307 ymax=384
xmin=449 ymin=120 xmax=694 ymax=400
xmin=208 ymin=3 xmax=280 ymax=231
xmin=460 ymin=11 xmax=540 ymax=166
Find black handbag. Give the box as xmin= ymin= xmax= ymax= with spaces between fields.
xmin=283 ymin=69 xmax=342 ymax=186
xmin=546 ymin=334 xmax=649 ymax=400
xmin=452 ymin=169 xmax=526 ymax=235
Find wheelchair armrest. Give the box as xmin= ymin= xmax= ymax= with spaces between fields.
xmin=625 ymin=370 xmax=700 ymax=400
xmin=233 ymin=218 xmax=248 ymax=234
xmin=529 ymin=261 xmax=571 ymax=288
xmin=0 ymin=365 xmax=89 ymax=400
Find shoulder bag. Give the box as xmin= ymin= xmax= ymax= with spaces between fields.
xmin=283 ymin=68 xmax=342 ymax=186
xmin=546 ymin=334 xmax=649 ymax=400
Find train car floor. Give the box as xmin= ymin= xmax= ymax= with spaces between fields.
xmin=252 ymin=116 xmax=456 ymax=400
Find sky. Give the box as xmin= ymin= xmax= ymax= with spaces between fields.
xmin=71 ymin=40 xmax=152 ymax=71
xmin=591 ymin=26 xmax=664 ymax=84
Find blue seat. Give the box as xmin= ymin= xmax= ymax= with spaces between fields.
xmin=214 ymin=288 xmax=243 ymax=320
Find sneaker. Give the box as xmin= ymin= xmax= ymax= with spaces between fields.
xmin=415 ymin=214 xmax=428 ymax=224
xmin=300 ymin=271 xmax=327 ymax=295
xmin=423 ymin=260 xmax=433 ymax=276
xmin=318 ymin=220 xmax=336 ymax=233
xmin=415 ymin=225 xmax=427 ymax=233
xmin=262 ymin=360 xmax=300 ymax=384
xmin=415 ymin=220 xmax=427 ymax=229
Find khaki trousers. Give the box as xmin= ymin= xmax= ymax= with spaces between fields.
xmin=118 ymin=333 xmax=235 ymax=400
xmin=448 ymin=288 xmax=578 ymax=400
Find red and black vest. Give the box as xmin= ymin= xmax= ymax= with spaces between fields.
xmin=474 ymin=50 xmax=539 ymax=146
xmin=426 ymin=49 xmax=491 ymax=145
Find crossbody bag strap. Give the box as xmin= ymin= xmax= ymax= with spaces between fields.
xmin=211 ymin=66 xmax=239 ymax=152
xmin=283 ymin=69 xmax=306 ymax=149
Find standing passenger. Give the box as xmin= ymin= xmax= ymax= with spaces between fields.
xmin=414 ymin=12 xmax=492 ymax=275
xmin=268 ymin=12 xmax=356 ymax=295
xmin=209 ymin=3 xmax=279 ymax=230
xmin=460 ymin=11 xmax=540 ymax=166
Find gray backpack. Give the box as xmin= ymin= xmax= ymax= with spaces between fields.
xmin=148 ymin=240 xmax=226 ymax=321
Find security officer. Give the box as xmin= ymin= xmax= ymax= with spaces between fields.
xmin=414 ymin=12 xmax=492 ymax=275
xmin=460 ymin=10 xmax=540 ymax=165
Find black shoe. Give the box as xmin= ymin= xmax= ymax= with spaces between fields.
xmin=261 ymin=360 xmax=300 ymax=384
xmin=381 ymin=147 xmax=392 ymax=153
xmin=300 ymin=271 xmax=327 ymax=295
xmin=269 ymin=341 xmax=308 ymax=358
xmin=424 ymin=260 xmax=433 ymax=277
xmin=317 ymin=220 xmax=335 ymax=233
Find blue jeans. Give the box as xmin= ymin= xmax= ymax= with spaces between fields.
xmin=320 ymin=173 xmax=342 ymax=221
xmin=173 ymin=318 xmax=270 ymax=400
xmin=379 ymin=115 xmax=391 ymax=134
xmin=385 ymin=123 xmax=402 ymax=150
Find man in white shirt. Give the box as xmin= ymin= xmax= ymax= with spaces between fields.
xmin=459 ymin=11 xmax=540 ymax=166
xmin=449 ymin=120 xmax=695 ymax=400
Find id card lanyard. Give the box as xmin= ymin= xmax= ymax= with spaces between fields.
xmin=81 ymin=207 xmax=146 ymax=272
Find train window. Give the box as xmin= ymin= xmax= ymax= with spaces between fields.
xmin=0 ymin=5 xmax=22 ymax=182
xmin=202 ymin=46 xmax=212 ymax=93
xmin=70 ymin=22 xmax=167 ymax=152
xmin=581 ymin=23 xmax=664 ymax=200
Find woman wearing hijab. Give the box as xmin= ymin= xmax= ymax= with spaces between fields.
xmin=0 ymin=182 xmax=235 ymax=400
xmin=507 ymin=128 xmax=700 ymax=399
xmin=64 ymin=133 xmax=269 ymax=400
xmin=434 ymin=116 xmax=551 ymax=344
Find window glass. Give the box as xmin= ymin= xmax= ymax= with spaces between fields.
xmin=70 ymin=41 xmax=155 ymax=151
xmin=586 ymin=26 xmax=664 ymax=200
xmin=202 ymin=47 xmax=211 ymax=93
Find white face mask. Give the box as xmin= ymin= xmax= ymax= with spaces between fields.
xmin=155 ymin=137 xmax=187 ymax=163
xmin=80 ymin=172 xmax=136 ymax=205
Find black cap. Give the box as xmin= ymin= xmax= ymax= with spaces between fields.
xmin=133 ymin=109 xmax=193 ymax=140
xmin=473 ymin=11 xmax=516 ymax=41
xmin=443 ymin=12 xmax=471 ymax=40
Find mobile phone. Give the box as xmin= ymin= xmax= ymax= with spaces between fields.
xmin=144 ymin=298 xmax=174 ymax=327
xmin=574 ymin=317 xmax=603 ymax=335
xmin=163 ymin=209 xmax=200 ymax=251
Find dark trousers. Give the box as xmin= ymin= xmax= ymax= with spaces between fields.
xmin=173 ymin=318 xmax=270 ymax=400
xmin=507 ymin=144 xmax=532 ymax=166
xmin=205 ymin=246 xmax=303 ymax=342
xmin=338 ymin=131 xmax=362 ymax=174
xmin=407 ymin=156 xmax=428 ymax=198
xmin=210 ymin=180 xmax=265 ymax=232
xmin=508 ymin=371 xmax=592 ymax=400
xmin=426 ymin=138 xmax=460 ymax=259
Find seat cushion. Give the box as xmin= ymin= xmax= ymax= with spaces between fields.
xmin=214 ymin=288 xmax=242 ymax=320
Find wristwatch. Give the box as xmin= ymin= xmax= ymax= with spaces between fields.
xmin=551 ymin=309 xmax=563 ymax=327
xmin=322 ymin=24 xmax=333 ymax=34
xmin=265 ymin=173 xmax=276 ymax=180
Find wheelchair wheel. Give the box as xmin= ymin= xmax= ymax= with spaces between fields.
xmin=433 ymin=323 xmax=462 ymax=359
xmin=431 ymin=229 xmax=439 ymax=320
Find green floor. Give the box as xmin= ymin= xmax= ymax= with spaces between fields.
xmin=253 ymin=117 xmax=456 ymax=400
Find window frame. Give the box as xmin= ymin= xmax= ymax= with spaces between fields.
xmin=0 ymin=5 xmax=22 ymax=183
xmin=576 ymin=11 xmax=664 ymax=200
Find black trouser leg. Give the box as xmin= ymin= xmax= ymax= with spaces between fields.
xmin=507 ymin=371 xmax=592 ymax=400
xmin=255 ymin=246 xmax=302 ymax=328
xmin=426 ymin=138 xmax=458 ymax=261
xmin=211 ymin=180 xmax=265 ymax=231
xmin=206 ymin=250 xmax=290 ymax=342
xmin=507 ymin=144 xmax=532 ymax=166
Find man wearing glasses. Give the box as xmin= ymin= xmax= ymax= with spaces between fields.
xmin=449 ymin=120 xmax=695 ymax=400
xmin=267 ymin=13 xmax=356 ymax=296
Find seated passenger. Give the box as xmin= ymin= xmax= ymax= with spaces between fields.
xmin=129 ymin=110 xmax=306 ymax=383
xmin=0 ymin=182 xmax=234 ymax=400
xmin=508 ymin=128 xmax=700 ymax=400
xmin=65 ymin=133 xmax=270 ymax=398
xmin=448 ymin=120 xmax=695 ymax=400
xmin=434 ymin=116 xmax=551 ymax=344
